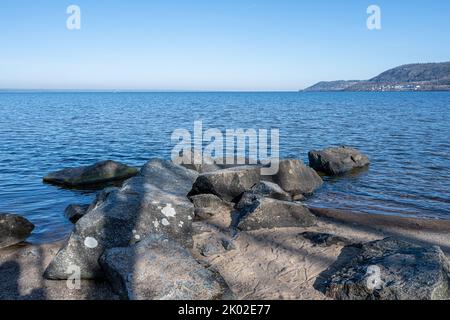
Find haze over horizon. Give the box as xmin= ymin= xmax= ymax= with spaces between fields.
xmin=1 ymin=0 xmax=449 ymax=91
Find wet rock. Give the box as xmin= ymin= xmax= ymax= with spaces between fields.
xmin=263 ymin=159 xmax=322 ymax=197
xmin=324 ymin=238 xmax=450 ymax=300
xmin=99 ymin=234 xmax=230 ymax=300
xmin=308 ymin=146 xmax=370 ymax=176
xmin=64 ymin=204 xmax=89 ymax=223
xmin=188 ymin=166 xmax=261 ymax=202
xmin=234 ymin=197 xmax=316 ymax=231
xmin=43 ymin=160 xmax=139 ymax=188
xmin=249 ymin=181 xmax=292 ymax=201
xmin=299 ymin=232 xmax=350 ymax=247
xmin=0 ymin=213 xmax=35 ymax=249
xmin=44 ymin=159 xmax=198 ymax=280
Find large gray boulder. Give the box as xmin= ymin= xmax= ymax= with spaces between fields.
xmin=234 ymin=196 xmax=316 ymax=231
xmin=64 ymin=204 xmax=90 ymax=223
xmin=44 ymin=159 xmax=198 ymax=280
xmin=188 ymin=166 xmax=261 ymax=202
xmin=263 ymin=159 xmax=323 ymax=197
xmin=99 ymin=234 xmax=230 ymax=300
xmin=43 ymin=160 xmax=139 ymax=187
xmin=324 ymin=238 xmax=450 ymax=300
xmin=0 ymin=213 xmax=35 ymax=249
xmin=308 ymin=146 xmax=370 ymax=176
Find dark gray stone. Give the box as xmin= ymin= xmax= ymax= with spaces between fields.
xmin=64 ymin=204 xmax=90 ymax=223
xmin=188 ymin=166 xmax=261 ymax=202
xmin=43 ymin=160 xmax=139 ymax=187
xmin=99 ymin=234 xmax=230 ymax=300
xmin=44 ymin=159 xmax=198 ymax=280
xmin=324 ymin=238 xmax=450 ymax=300
xmin=234 ymin=197 xmax=316 ymax=231
xmin=263 ymin=159 xmax=323 ymax=197
xmin=308 ymin=146 xmax=370 ymax=176
xmin=249 ymin=181 xmax=292 ymax=201
xmin=0 ymin=213 xmax=35 ymax=249
xmin=299 ymin=232 xmax=350 ymax=247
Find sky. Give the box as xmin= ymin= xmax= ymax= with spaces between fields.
xmin=0 ymin=0 xmax=449 ymax=91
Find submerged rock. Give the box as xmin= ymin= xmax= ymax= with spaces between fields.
xmin=308 ymin=146 xmax=370 ymax=176
xmin=188 ymin=166 xmax=261 ymax=202
xmin=99 ymin=234 xmax=230 ymax=300
xmin=234 ymin=196 xmax=316 ymax=231
xmin=324 ymin=238 xmax=450 ymax=300
xmin=64 ymin=204 xmax=89 ymax=223
xmin=0 ymin=213 xmax=35 ymax=249
xmin=44 ymin=159 xmax=198 ymax=280
xmin=263 ymin=159 xmax=323 ymax=198
xmin=43 ymin=160 xmax=139 ymax=188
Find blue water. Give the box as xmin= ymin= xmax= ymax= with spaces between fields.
xmin=0 ymin=92 xmax=449 ymax=243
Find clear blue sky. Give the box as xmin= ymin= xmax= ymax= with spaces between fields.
xmin=0 ymin=0 xmax=449 ymax=90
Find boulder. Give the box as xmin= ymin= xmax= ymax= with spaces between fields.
xmin=248 ymin=181 xmax=292 ymax=201
xmin=43 ymin=160 xmax=139 ymax=187
xmin=44 ymin=159 xmax=198 ymax=280
xmin=188 ymin=166 xmax=261 ymax=202
xmin=0 ymin=213 xmax=35 ymax=249
xmin=64 ymin=204 xmax=89 ymax=223
xmin=99 ymin=234 xmax=230 ymax=300
xmin=190 ymin=194 xmax=233 ymax=220
xmin=234 ymin=197 xmax=316 ymax=231
xmin=178 ymin=150 xmax=222 ymax=173
xmin=308 ymin=146 xmax=370 ymax=176
xmin=324 ymin=238 xmax=450 ymax=300
xmin=263 ymin=159 xmax=322 ymax=197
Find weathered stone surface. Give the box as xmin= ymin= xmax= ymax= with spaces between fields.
xmin=43 ymin=160 xmax=139 ymax=187
xmin=249 ymin=181 xmax=292 ymax=201
xmin=99 ymin=234 xmax=230 ymax=300
xmin=263 ymin=159 xmax=323 ymax=197
xmin=234 ymin=197 xmax=316 ymax=231
xmin=64 ymin=204 xmax=89 ymax=223
xmin=0 ymin=214 xmax=35 ymax=249
xmin=308 ymin=146 xmax=370 ymax=176
xmin=44 ymin=159 xmax=198 ymax=280
xmin=324 ymin=238 xmax=450 ymax=300
xmin=190 ymin=194 xmax=233 ymax=220
xmin=178 ymin=150 xmax=222 ymax=173
xmin=299 ymin=232 xmax=350 ymax=247
xmin=188 ymin=166 xmax=261 ymax=202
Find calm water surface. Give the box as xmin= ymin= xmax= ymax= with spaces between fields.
xmin=0 ymin=92 xmax=449 ymax=243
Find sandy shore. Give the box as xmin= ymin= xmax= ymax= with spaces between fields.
xmin=1 ymin=207 xmax=449 ymax=300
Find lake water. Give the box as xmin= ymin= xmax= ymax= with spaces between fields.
xmin=0 ymin=92 xmax=449 ymax=243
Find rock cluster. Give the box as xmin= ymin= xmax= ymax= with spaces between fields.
xmin=7 ymin=147 xmax=447 ymax=300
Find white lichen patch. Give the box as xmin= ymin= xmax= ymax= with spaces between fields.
xmin=178 ymin=221 xmax=184 ymax=228
xmin=84 ymin=237 xmax=98 ymax=249
xmin=153 ymin=220 xmax=160 ymax=228
xmin=161 ymin=203 xmax=176 ymax=218
xmin=161 ymin=218 xmax=170 ymax=226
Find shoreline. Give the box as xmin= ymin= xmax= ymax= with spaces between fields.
xmin=2 ymin=207 xmax=449 ymax=300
